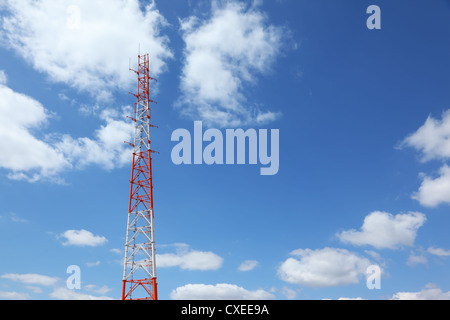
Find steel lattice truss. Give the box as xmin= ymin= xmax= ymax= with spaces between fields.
xmin=122 ymin=54 xmax=158 ymax=300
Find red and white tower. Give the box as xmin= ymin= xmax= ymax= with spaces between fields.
xmin=122 ymin=53 xmax=158 ymax=300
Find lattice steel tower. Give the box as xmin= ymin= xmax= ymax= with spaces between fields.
xmin=122 ymin=53 xmax=158 ymax=300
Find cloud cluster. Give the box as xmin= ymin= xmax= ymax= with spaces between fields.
xmin=403 ymin=110 xmax=450 ymax=207
xmin=1 ymin=0 xmax=172 ymax=100
xmin=178 ymin=1 xmax=284 ymax=127
xmin=0 ymin=77 xmax=133 ymax=182
xmin=276 ymin=209 xmax=432 ymax=290
xmin=0 ymin=272 xmax=114 ymax=300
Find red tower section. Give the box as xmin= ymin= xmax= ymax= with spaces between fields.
xmin=122 ymin=53 xmax=158 ymax=300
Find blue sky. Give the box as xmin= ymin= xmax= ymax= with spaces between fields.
xmin=0 ymin=0 xmax=450 ymax=300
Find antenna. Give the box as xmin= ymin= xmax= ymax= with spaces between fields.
xmin=121 ymin=53 xmax=159 ymax=301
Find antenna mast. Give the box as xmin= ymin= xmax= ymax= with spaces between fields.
xmin=121 ymin=53 xmax=158 ymax=300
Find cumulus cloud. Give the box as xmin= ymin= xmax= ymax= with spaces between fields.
xmin=157 ymin=244 xmax=223 ymax=271
xmin=391 ymin=284 xmax=450 ymax=300
xmin=412 ymin=165 xmax=450 ymax=207
xmin=277 ymin=248 xmax=372 ymax=287
xmin=178 ymin=1 xmax=285 ymax=127
xmin=60 ymin=229 xmax=108 ymax=247
xmin=402 ymin=110 xmax=450 ymax=162
xmin=0 ymin=84 xmax=70 ymax=182
xmin=1 ymin=0 xmax=172 ymax=100
xmin=0 ymin=81 xmax=133 ymax=182
xmin=401 ymin=110 xmax=450 ymax=207
xmin=337 ymin=211 xmax=426 ymax=250
xmin=170 ymin=283 xmax=274 ymax=300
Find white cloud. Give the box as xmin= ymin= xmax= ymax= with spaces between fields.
xmin=0 ymin=84 xmax=134 ymax=182
xmin=237 ymin=260 xmax=259 ymax=272
xmin=0 ymin=83 xmax=133 ymax=182
xmin=337 ymin=211 xmax=426 ymax=250
xmin=277 ymin=248 xmax=372 ymax=287
xmin=427 ymin=247 xmax=450 ymax=257
xmin=402 ymin=110 xmax=450 ymax=161
xmin=55 ymin=108 xmax=134 ymax=170
xmin=170 ymin=283 xmax=275 ymax=300
xmin=412 ymin=165 xmax=450 ymax=207
xmin=1 ymin=273 xmax=59 ymax=286
xmin=60 ymin=229 xmax=108 ymax=247
xmin=178 ymin=1 xmax=285 ymax=127
xmin=156 ymin=244 xmax=223 ymax=271
xmin=0 ymin=84 xmax=70 ymax=182
xmin=391 ymin=284 xmax=450 ymax=300
xmin=1 ymin=0 xmax=172 ymax=100
xmin=49 ymin=287 xmax=114 ymax=300
xmin=401 ymin=111 xmax=450 ymax=207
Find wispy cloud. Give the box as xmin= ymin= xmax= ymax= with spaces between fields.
xmin=391 ymin=284 xmax=450 ymax=300
xmin=170 ymin=283 xmax=274 ymax=300
xmin=1 ymin=273 xmax=59 ymax=287
xmin=237 ymin=260 xmax=259 ymax=272
xmin=49 ymin=287 xmax=114 ymax=300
